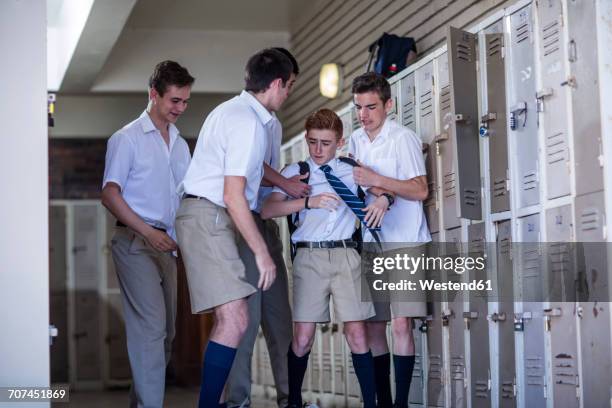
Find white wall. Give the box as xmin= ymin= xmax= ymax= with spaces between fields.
xmin=0 ymin=1 xmax=50 ymax=405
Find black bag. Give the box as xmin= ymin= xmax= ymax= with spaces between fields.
xmin=366 ymin=32 xmax=417 ymax=78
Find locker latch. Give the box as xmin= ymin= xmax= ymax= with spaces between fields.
xmin=543 ymin=307 xmax=562 ymax=331
xmin=536 ymin=88 xmax=554 ymax=115
xmin=560 ymin=76 xmax=576 ymax=88
xmin=434 ymin=132 xmax=448 ymax=156
xmin=419 ymin=317 xmax=430 ymax=333
xmin=49 ymin=324 xmax=58 ymax=346
xmin=463 ymin=311 xmax=478 ymax=330
xmin=488 ymin=312 xmax=506 ymax=322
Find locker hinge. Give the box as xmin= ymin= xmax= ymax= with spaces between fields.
xmin=501 ymin=45 xmax=506 ymax=59
xmin=603 ymin=225 xmax=607 ymax=240
xmin=543 ymin=383 xmax=548 ymax=399
xmin=476 ymin=60 xmax=479 ymax=72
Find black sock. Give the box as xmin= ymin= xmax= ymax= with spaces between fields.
xmin=351 ymin=351 xmax=377 ymax=408
xmin=198 ymin=341 xmax=236 ymax=408
xmin=373 ymin=353 xmax=393 ymax=408
xmin=393 ymin=354 xmax=415 ymax=408
xmin=287 ymin=345 xmax=310 ymax=406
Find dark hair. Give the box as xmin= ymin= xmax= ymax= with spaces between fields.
xmin=245 ymin=48 xmax=294 ymax=93
xmin=148 ymin=60 xmax=195 ymax=96
xmin=351 ymin=72 xmax=391 ymax=103
xmin=273 ymin=47 xmax=299 ymax=75
xmin=305 ymin=108 xmax=343 ymax=141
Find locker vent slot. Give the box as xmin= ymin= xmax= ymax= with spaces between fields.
xmin=501 ymin=382 xmax=515 ymax=399
xmin=440 ymin=85 xmax=451 ymax=112
xmin=549 ymin=243 xmax=571 ymax=277
xmin=474 ymin=380 xmax=489 ymax=398
xmin=522 ymin=248 xmax=541 ymax=278
xmin=429 ymin=354 xmax=443 ymax=379
xmin=456 ymin=42 xmax=473 ymax=62
xmin=515 ymin=22 xmax=530 ymax=44
xmin=413 ymin=355 xmax=423 ymax=378
xmin=546 ymin=132 xmax=567 ymax=164
xmin=500 ymin=237 xmax=511 ymax=255
xmin=463 ymin=189 xmax=478 ymax=206
xmin=420 ymin=90 xmax=433 ymax=117
xmin=553 ymin=354 xmax=577 ymax=385
xmin=403 ymin=100 xmax=415 ymax=128
xmin=580 ymin=209 xmax=599 ymax=232
xmin=444 ymin=172 xmax=456 ymax=198
xmin=542 ymin=20 xmax=560 ymax=56
xmin=493 ymin=178 xmax=507 ymax=197
xmin=451 ymin=356 xmax=465 ymax=379
xmin=526 ymin=356 xmax=545 ymax=385
xmin=522 ymin=172 xmax=537 ymax=191
xmin=487 ymin=37 xmax=502 ymax=56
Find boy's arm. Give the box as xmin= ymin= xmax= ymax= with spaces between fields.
xmin=262 ymin=163 xmax=311 ymax=198
xmin=261 ymin=192 xmax=340 ymax=220
xmin=354 ymin=166 xmax=428 ymax=201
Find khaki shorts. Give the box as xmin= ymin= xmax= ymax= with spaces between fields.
xmin=175 ymin=197 xmax=256 ymax=314
xmin=365 ymin=245 xmax=427 ymax=321
xmin=292 ymin=247 xmax=375 ymax=323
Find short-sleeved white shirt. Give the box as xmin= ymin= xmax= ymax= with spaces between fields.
xmin=255 ymin=114 xmax=282 ymax=213
xmin=273 ymin=157 xmax=358 ymax=243
xmin=349 ymin=119 xmax=431 ymax=244
xmin=102 ymin=111 xmax=191 ymax=239
xmin=178 ymin=91 xmax=272 ymax=210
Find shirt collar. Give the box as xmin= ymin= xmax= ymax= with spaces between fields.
xmin=240 ymin=90 xmax=274 ymax=126
xmin=139 ymin=110 xmax=179 ymax=144
xmin=309 ymin=156 xmax=338 ymax=173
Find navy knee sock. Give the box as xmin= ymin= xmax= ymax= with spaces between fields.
xmin=393 ymin=354 xmax=415 ymax=408
xmin=373 ymin=353 xmax=393 ymax=408
xmin=287 ymin=345 xmax=310 ymax=406
xmin=198 ymin=341 xmax=237 ymax=408
xmin=351 ymin=351 xmax=377 ymax=408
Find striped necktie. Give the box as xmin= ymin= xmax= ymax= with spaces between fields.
xmin=319 ymin=164 xmax=382 ymax=244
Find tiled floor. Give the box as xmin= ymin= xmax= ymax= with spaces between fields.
xmin=53 ymin=387 xmax=277 ymax=407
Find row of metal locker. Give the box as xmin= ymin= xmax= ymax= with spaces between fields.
xmin=260 ymin=0 xmax=612 ymax=407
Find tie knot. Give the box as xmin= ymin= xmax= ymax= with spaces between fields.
xmin=319 ymin=164 xmax=331 ymax=174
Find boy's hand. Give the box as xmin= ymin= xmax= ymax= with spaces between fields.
xmin=283 ymin=173 xmax=311 ymax=198
xmin=353 ymin=165 xmax=380 ymax=188
xmin=363 ymin=195 xmax=389 ymax=228
xmin=309 ymin=192 xmax=341 ymax=211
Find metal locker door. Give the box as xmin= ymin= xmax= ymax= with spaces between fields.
xmin=483 ymin=25 xmax=511 ymax=213
xmin=574 ymin=191 xmax=610 ymax=406
xmin=436 ymin=52 xmax=461 ymax=230
xmin=445 ymin=227 xmax=467 ymax=408
xmin=401 ymin=73 xmax=417 ymax=132
xmin=50 ymin=205 xmax=68 ymax=383
xmin=535 ymin=0 xmax=571 ymax=199
xmin=567 ymin=0 xmax=604 ymax=196
xmin=516 ymin=214 xmax=547 ymax=407
xmin=544 ymin=205 xmax=580 ymax=407
xmin=466 ymin=223 xmax=491 ymax=407
xmin=418 ymin=62 xmax=440 ymax=234
xmin=495 ymin=220 xmax=516 ymax=407
xmin=388 ymin=82 xmax=399 ymax=123
xmin=508 ymin=5 xmax=540 ymax=209
xmin=426 ymin=232 xmax=445 ymax=407
xmin=447 ymin=27 xmax=482 ymax=221
xmin=72 ymin=204 xmax=101 ymax=383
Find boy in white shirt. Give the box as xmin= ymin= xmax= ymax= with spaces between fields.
xmin=261 ymin=109 xmax=391 ymax=408
xmin=349 ymin=72 xmax=431 ymax=408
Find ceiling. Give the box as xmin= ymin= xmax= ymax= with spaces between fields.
xmin=51 ymin=0 xmax=311 ymax=94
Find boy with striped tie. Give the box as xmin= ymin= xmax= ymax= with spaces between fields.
xmin=261 ymin=108 xmax=394 ymax=408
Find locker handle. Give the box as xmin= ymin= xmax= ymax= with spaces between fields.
xmin=536 ymin=88 xmax=554 ymax=99
xmin=542 ymin=307 xmax=562 ymax=317
xmin=433 ymin=133 xmax=448 ymax=144
xmin=331 ymin=323 xmax=339 ymax=333
xmin=568 ymin=39 xmax=577 ymax=63
xmin=454 ymin=114 xmax=466 ymax=122
xmin=560 ymin=76 xmax=576 ymax=88
xmin=488 ymin=312 xmax=506 ymax=322
xmin=480 ymin=112 xmax=497 ymax=123
xmin=516 ymin=311 xmax=532 ymax=320
xmin=463 ymin=311 xmax=478 ymax=319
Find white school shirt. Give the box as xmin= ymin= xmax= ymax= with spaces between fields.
xmin=255 ymin=114 xmax=282 ymax=214
xmin=102 ymin=111 xmax=191 ymax=240
xmin=273 ymin=157 xmax=358 ymax=243
xmin=349 ymin=119 xmax=431 ymax=244
xmin=178 ymin=91 xmax=271 ymax=210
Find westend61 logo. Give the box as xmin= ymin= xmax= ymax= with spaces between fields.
xmin=371 ymin=253 xmax=486 ymax=275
